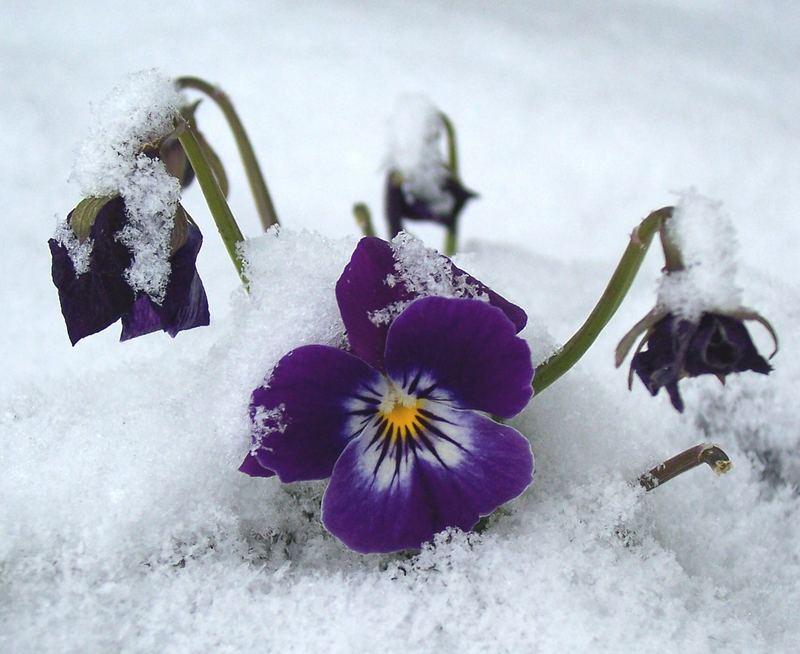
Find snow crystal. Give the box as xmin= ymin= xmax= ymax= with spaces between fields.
xmin=51 ymin=218 xmax=93 ymax=275
xmin=70 ymin=70 xmax=184 ymax=303
xmin=250 ymin=404 xmax=288 ymax=453
xmin=657 ymin=189 xmax=743 ymax=320
xmin=368 ymin=232 xmax=489 ymax=326
xmin=386 ymin=94 xmax=454 ymax=214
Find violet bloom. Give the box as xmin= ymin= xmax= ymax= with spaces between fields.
xmin=49 ymin=196 xmax=209 ymax=345
xmin=242 ymin=237 xmax=534 ymax=553
xmin=626 ymin=312 xmax=772 ymax=412
xmin=385 ymin=173 xmax=477 ymax=238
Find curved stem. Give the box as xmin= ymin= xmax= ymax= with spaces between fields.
xmin=176 ymin=76 xmax=279 ymax=231
xmin=439 ymin=111 xmax=460 ymax=256
xmin=439 ymin=111 xmax=459 ymax=178
xmin=533 ymin=207 xmax=674 ymax=394
xmin=638 ymin=443 xmax=732 ymax=491
xmin=177 ymin=121 xmax=247 ymax=286
xmin=658 ymin=210 xmax=684 ymax=272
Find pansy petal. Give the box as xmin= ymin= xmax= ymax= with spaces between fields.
xmin=385 ymin=297 xmax=533 ymax=418
xmin=120 ymin=296 xmax=163 ymax=340
xmin=321 ymin=406 xmax=533 ymax=554
xmin=685 ymin=314 xmax=771 ymax=376
xmin=336 ymin=237 xmax=527 ymax=370
xmin=336 ymin=237 xmax=402 ymax=369
xmin=452 ymin=260 xmax=527 ymax=334
xmin=238 ymin=451 xmax=275 ymax=478
xmin=120 ymin=221 xmax=210 ymax=340
xmin=155 ymin=221 xmax=210 ymax=337
xmin=250 ymin=345 xmax=383 ymax=483
xmin=49 ymin=196 xmax=134 ymax=345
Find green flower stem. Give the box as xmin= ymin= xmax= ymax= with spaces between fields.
xmin=439 ymin=111 xmax=459 ymax=178
xmin=533 ymin=207 xmax=674 ymax=394
xmin=177 ymin=121 xmax=247 ymax=285
xmin=657 ymin=208 xmax=683 ymax=272
xmin=440 ymin=111 xmax=460 ymax=256
xmin=176 ymin=76 xmax=279 ymax=231
xmin=444 ymin=228 xmax=458 ymax=257
xmin=353 ymin=203 xmax=376 ymax=237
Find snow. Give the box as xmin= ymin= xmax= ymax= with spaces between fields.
xmin=657 ymin=189 xmax=743 ymax=320
xmin=51 ymin=218 xmax=93 ymax=274
xmin=386 ymin=94 xmax=454 ymax=214
xmin=369 ymin=231 xmax=488 ymax=326
xmin=3 ymin=2 xmax=800 ymax=653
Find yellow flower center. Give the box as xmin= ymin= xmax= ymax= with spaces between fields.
xmin=378 ymin=387 xmax=424 ymax=444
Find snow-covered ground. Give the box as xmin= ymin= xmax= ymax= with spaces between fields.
xmin=2 ymin=2 xmax=799 ymax=652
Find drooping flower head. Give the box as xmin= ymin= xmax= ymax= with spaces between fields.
xmin=49 ymin=196 xmax=209 ymax=344
xmin=49 ymin=70 xmax=211 ymax=344
xmin=622 ymin=311 xmax=773 ymax=412
xmin=617 ymin=191 xmax=777 ymax=411
xmin=242 ymin=236 xmax=534 ymax=553
xmin=385 ymin=172 xmax=477 ymax=238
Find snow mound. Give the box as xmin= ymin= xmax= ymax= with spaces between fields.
xmin=3 ymin=230 xmax=799 ymax=652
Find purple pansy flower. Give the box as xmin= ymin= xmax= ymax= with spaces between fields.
xmin=385 ymin=173 xmax=477 ymax=238
xmin=618 ymin=309 xmax=774 ymax=412
xmin=242 ymin=237 xmax=534 ymax=553
xmin=49 ymin=196 xmax=210 ymax=345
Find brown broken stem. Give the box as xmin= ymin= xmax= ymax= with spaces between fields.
xmin=638 ymin=443 xmax=732 ymax=491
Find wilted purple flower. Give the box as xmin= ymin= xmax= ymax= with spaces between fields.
xmin=622 ymin=311 xmax=773 ymax=412
xmin=385 ymin=173 xmax=477 ymax=238
xmin=49 ymin=196 xmax=209 ymax=345
xmin=241 ymin=237 xmax=534 ymax=553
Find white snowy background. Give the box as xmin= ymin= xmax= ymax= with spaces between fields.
xmin=2 ymin=1 xmax=799 ymax=652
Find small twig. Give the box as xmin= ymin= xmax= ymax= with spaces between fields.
xmin=638 ymin=443 xmax=732 ymax=491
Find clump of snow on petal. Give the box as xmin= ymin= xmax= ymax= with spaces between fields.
xmin=70 ymin=70 xmax=184 ymax=302
xmin=386 ymin=94 xmax=454 ymax=214
xmin=250 ymin=404 xmax=289 ymax=453
xmin=116 ymin=155 xmax=181 ymax=303
xmin=657 ymin=189 xmax=743 ymax=320
xmin=51 ymin=219 xmax=93 ymax=275
xmin=369 ymin=232 xmax=488 ymax=325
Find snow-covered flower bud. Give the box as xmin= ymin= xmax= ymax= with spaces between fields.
xmin=384 ymin=95 xmax=476 ymax=238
